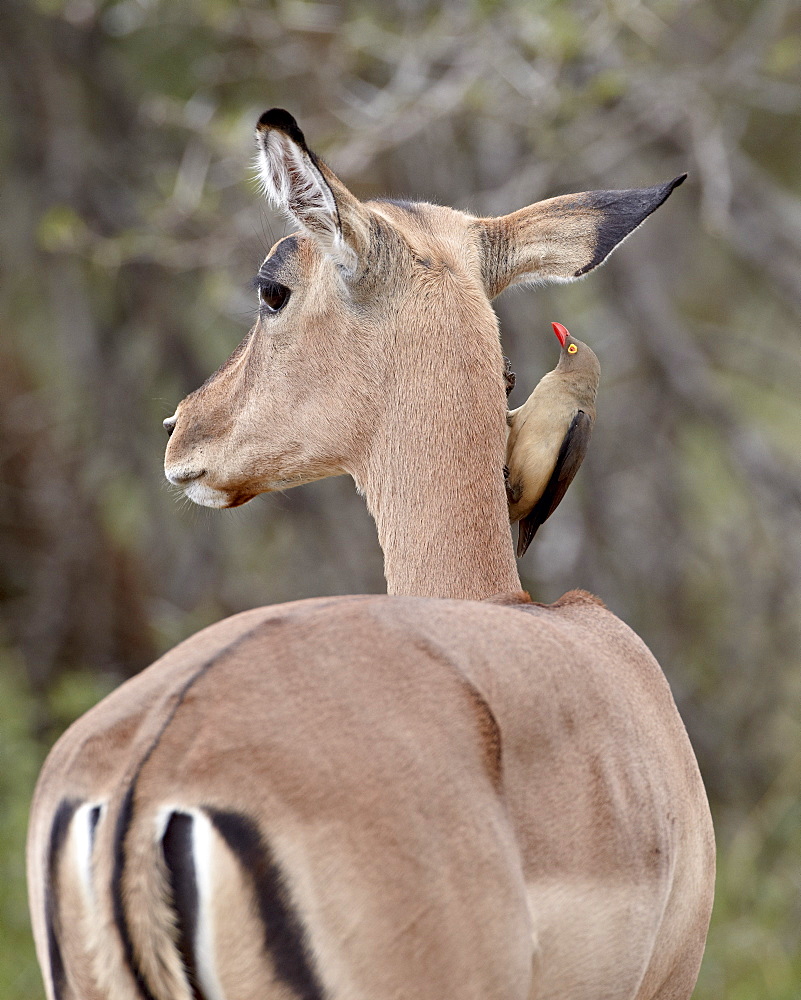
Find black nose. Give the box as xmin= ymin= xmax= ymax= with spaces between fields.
xmin=163 ymin=415 xmax=177 ymax=438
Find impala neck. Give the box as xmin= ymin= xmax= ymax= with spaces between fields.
xmin=354 ymin=297 xmax=522 ymax=602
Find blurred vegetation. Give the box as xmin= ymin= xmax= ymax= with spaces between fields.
xmin=1 ymin=0 xmax=800 ymax=995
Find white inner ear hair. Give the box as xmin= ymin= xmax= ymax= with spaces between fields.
xmin=256 ymin=130 xmax=356 ymax=272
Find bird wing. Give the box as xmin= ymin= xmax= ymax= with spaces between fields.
xmin=517 ymin=409 xmax=593 ymax=557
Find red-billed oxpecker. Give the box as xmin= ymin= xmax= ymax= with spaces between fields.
xmin=506 ymin=322 xmax=600 ymax=556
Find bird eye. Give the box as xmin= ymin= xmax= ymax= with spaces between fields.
xmin=257 ymin=280 xmax=291 ymax=314
xmin=567 ymin=343 xmax=578 ymax=354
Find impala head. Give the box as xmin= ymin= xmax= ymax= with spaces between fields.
xmin=164 ymin=108 xmax=684 ymax=516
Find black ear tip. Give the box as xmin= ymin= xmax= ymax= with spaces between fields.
xmin=256 ymin=108 xmax=296 ymax=130
xmin=256 ymin=108 xmax=306 ymax=146
xmin=646 ymin=173 xmax=687 ymax=213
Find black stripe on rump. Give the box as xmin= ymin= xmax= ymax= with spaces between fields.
xmin=161 ymin=812 xmax=203 ymax=1000
xmin=207 ymin=809 xmax=325 ymax=1000
xmin=46 ymin=798 xmax=81 ymax=1000
xmin=87 ymin=804 xmax=102 ymax=849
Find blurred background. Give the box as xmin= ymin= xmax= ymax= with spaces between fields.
xmin=1 ymin=0 xmax=800 ymax=995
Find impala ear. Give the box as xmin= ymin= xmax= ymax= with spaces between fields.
xmin=476 ymin=175 xmax=686 ymax=298
xmin=255 ymin=109 xmax=370 ymax=274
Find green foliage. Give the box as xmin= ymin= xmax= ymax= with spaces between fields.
xmin=0 ymin=658 xmax=118 ymax=1000
xmin=0 ymin=657 xmax=45 ymax=1000
xmin=698 ymin=791 xmax=801 ymax=998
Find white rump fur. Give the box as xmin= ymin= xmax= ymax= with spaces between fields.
xmin=256 ymin=128 xmax=357 ymax=273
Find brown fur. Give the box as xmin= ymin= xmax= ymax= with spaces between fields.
xmin=28 ymin=112 xmax=712 ymax=1000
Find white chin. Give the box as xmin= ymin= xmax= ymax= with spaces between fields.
xmin=183 ymin=481 xmax=232 ymax=508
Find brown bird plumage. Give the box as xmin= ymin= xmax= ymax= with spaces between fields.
xmin=506 ymin=322 xmax=600 ymax=556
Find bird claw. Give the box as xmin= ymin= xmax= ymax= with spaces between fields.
xmin=503 ymin=356 xmax=516 ymax=397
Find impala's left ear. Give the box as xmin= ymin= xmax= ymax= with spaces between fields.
xmin=255 ymin=109 xmax=370 ymax=274
xmin=475 ymin=175 xmax=687 ymax=298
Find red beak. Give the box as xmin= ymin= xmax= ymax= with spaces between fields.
xmin=552 ymin=321 xmax=570 ymax=347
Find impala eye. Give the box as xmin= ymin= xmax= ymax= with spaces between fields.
xmin=256 ymin=279 xmax=291 ymax=314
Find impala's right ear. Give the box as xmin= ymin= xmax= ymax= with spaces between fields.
xmin=255 ymin=109 xmax=370 ymax=274
xmin=475 ymin=175 xmax=686 ymax=298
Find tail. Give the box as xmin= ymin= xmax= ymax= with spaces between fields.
xmin=114 ymin=796 xmax=198 ymax=1000
xmin=516 ymin=512 xmax=540 ymax=556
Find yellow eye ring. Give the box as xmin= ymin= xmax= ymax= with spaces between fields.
xmin=567 ymin=343 xmax=578 ymax=354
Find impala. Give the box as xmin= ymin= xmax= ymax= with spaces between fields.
xmin=28 ymin=109 xmax=714 ymax=1000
